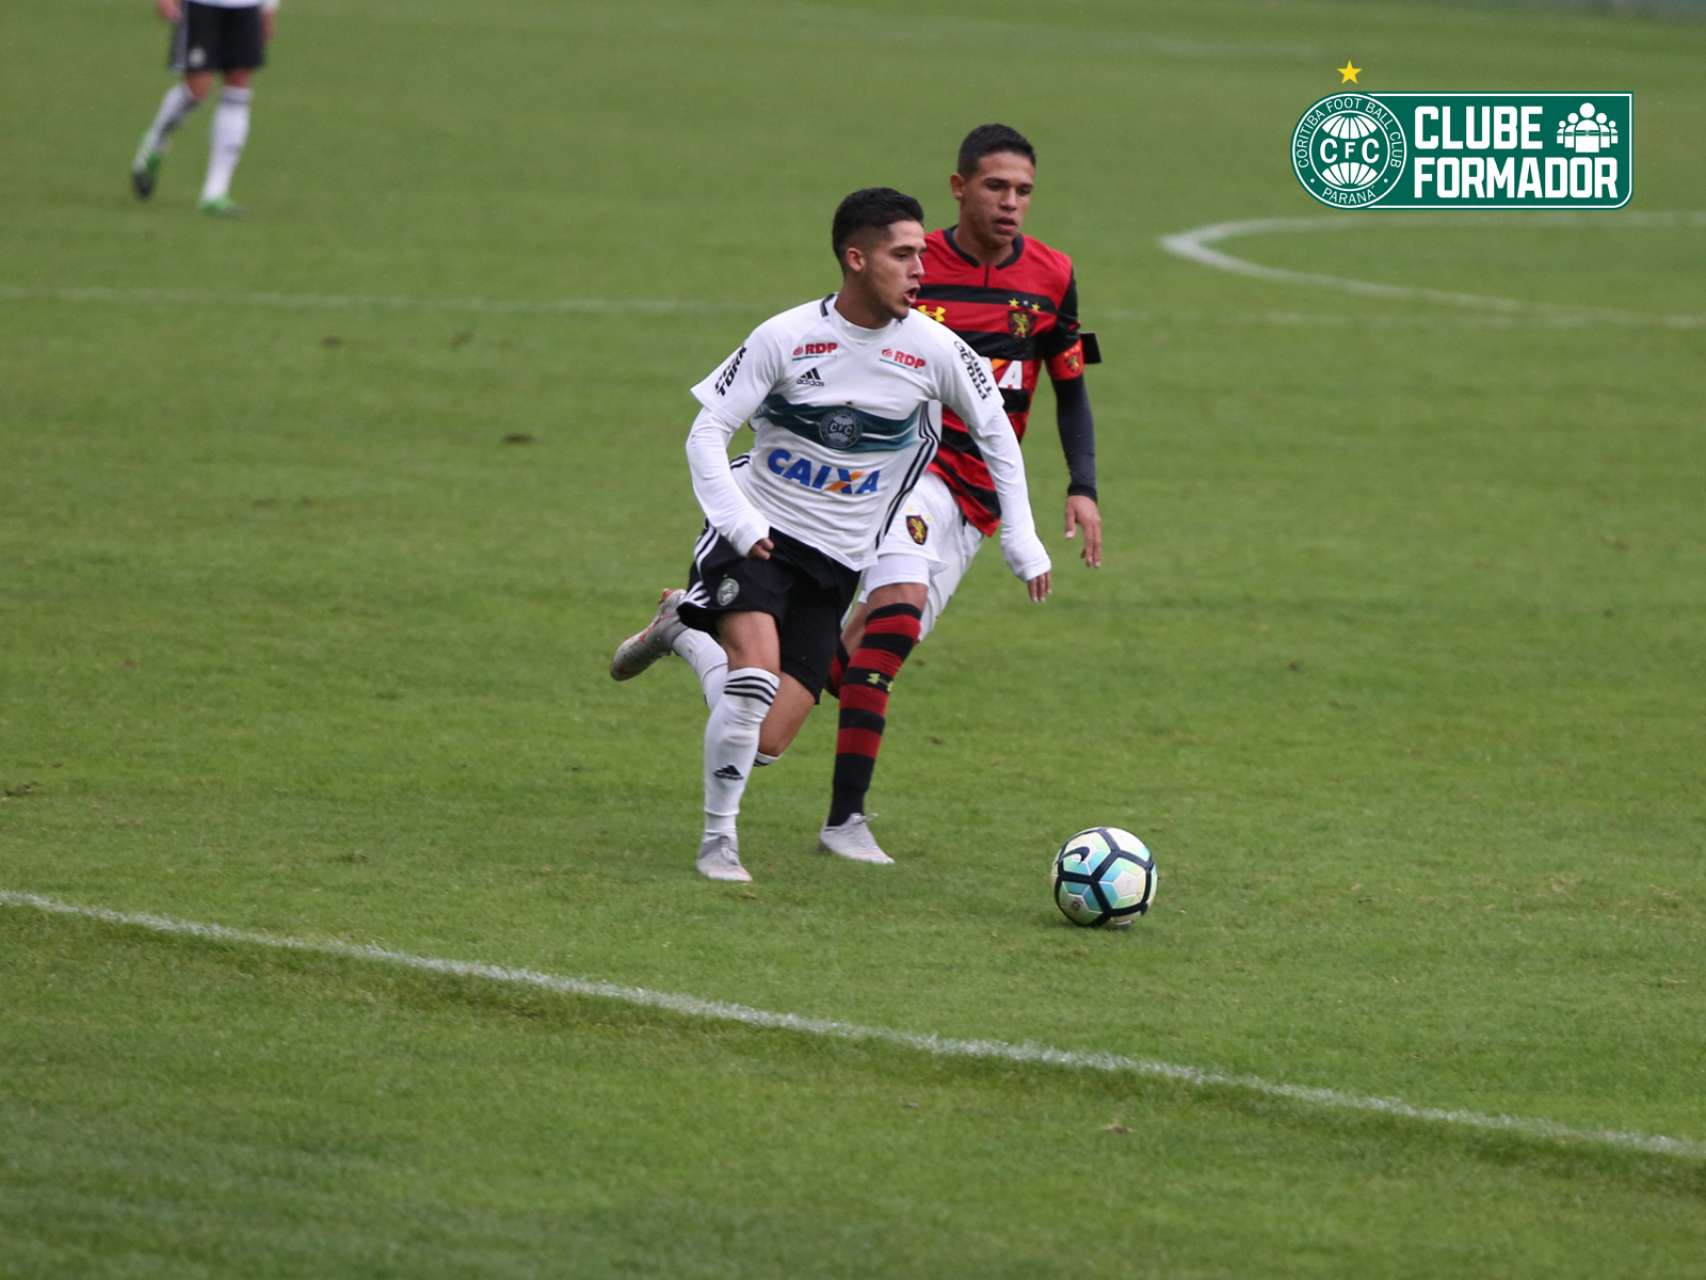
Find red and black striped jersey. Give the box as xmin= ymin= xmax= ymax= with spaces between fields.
xmin=915 ymin=227 xmax=1085 ymax=535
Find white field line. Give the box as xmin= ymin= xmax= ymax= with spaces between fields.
xmin=1158 ymin=210 xmax=1706 ymax=329
xmin=0 ymin=282 xmax=1665 ymax=331
xmin=0 ymin=283 xmax=755 ymax=317
xmin=0 ymin=282 xmax=1504 ymax=329
xmin=5 ymin=888 xmax=1702 ymax=1162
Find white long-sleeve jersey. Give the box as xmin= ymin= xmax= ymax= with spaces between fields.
xmin=686 ymin=295 xmax=1049 ymax=580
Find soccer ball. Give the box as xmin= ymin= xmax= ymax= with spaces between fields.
xmin=1051 ymin=826 xmax=1157 ymax=928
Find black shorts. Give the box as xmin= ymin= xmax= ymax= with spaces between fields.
xmin=679 ymin=527 xmax=859 ymax=701
xmin=169 ymin=2 xmax=266 ymax=74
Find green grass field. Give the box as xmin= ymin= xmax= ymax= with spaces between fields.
xmin=4 ymin=1 xmax=1705 ymax=1275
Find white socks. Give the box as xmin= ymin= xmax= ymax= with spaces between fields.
xmin=200 ymin=85 xmax=252 ymax=202
xmin=702 ymin=668 xmax=777 ymax=837
xmin=675 ymin=627 xmax=728 ymax=708
xmin=137 ymin=80 xmax=254 ymax=204
xmin=138 ymin=83 xmax=201 ymax=161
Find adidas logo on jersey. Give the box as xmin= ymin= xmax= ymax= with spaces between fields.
xmin=795 ymin=367 xmax=825 ymax=387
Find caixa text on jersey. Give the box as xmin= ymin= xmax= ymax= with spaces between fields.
xmin=765 ymin=450 xmax=882 ymax=495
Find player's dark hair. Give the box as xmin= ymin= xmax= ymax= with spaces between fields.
xmin=956 ymin=123 xmax=1037 ymax=177
xmin=831 ymin=187 xmax=925 ymax=270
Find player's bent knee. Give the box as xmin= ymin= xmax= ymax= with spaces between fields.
xmin=869 ymin=580 xmax=928 ymax=610
xmin=757 ymin=675 xmax=816 ymax=759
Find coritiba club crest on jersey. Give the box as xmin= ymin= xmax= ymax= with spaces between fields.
xmin=1293 ymin=91 xmax=1632 ymax=210
xmin=818 ymin=409 xmax=862 ymax=449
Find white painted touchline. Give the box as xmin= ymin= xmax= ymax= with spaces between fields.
xmin=4 ymin=888 xmax=1701 ymax=1161
xmin=1158 ymin=210 xmax=1706 ymax=328
xmin=0 ymin=284 xmax=756 ymax=317
xmin=2 ymin=282 xmax=1574 ymax=329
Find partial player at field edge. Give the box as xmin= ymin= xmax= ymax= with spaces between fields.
xmin=130 ymin=0 xmax=279 ymax=216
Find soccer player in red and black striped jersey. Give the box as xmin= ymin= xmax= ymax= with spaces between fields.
xmin=818 ymin=123 xmax=1104 ymax=864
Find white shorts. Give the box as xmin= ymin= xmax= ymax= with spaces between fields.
xmin=860 ymin=469 xmax=985 ymax=640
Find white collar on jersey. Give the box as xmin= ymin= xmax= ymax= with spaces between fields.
xmin=820 ymin=293 xmax=909 ymax=344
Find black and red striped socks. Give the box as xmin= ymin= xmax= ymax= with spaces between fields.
xmin=827 ymin=602 xmax=923 ymax=826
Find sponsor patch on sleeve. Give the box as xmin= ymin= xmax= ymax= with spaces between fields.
xmin=954 ymin=341 xmax=994 ymax=401
xmin=713 ymin=345 xmax=747 ymax=396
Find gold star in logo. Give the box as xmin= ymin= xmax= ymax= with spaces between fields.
xmin=1337 ymin=60 xmax=1361 ymax=84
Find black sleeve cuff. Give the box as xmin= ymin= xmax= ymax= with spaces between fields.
xmin=1067 ymin=483 xmax=1099 ymax=504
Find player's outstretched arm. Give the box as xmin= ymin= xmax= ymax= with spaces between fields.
xmin=685 ymin=327 xmax=786 ymax=558
xmin=685 ymin=407 xmax=770 ymax=557
xmin=1054 ymin=376 xmax=1102 ymax=568
xmin=1042 ymin=270 xmax=1103 ymax=569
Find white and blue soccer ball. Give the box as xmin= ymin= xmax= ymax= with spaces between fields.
xmin=1051 ymin=826 xmax=1157 ymax=928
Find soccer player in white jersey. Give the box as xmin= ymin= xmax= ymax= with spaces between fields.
xmin=131 ymin=0 xmax=279 ymax=216
xmin=612 ymin=188 xmax=1052 ymax=883
xmin=818 ymin=124 xmax=1103 ymax=864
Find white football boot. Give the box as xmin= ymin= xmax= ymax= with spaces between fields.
xmin=695 ymin=832 xmax=752 ymax=883
xmin=610 ymin=588 xmax=686 ymax=681
xmin=817 ymin=814 xmax=894 ymax=865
